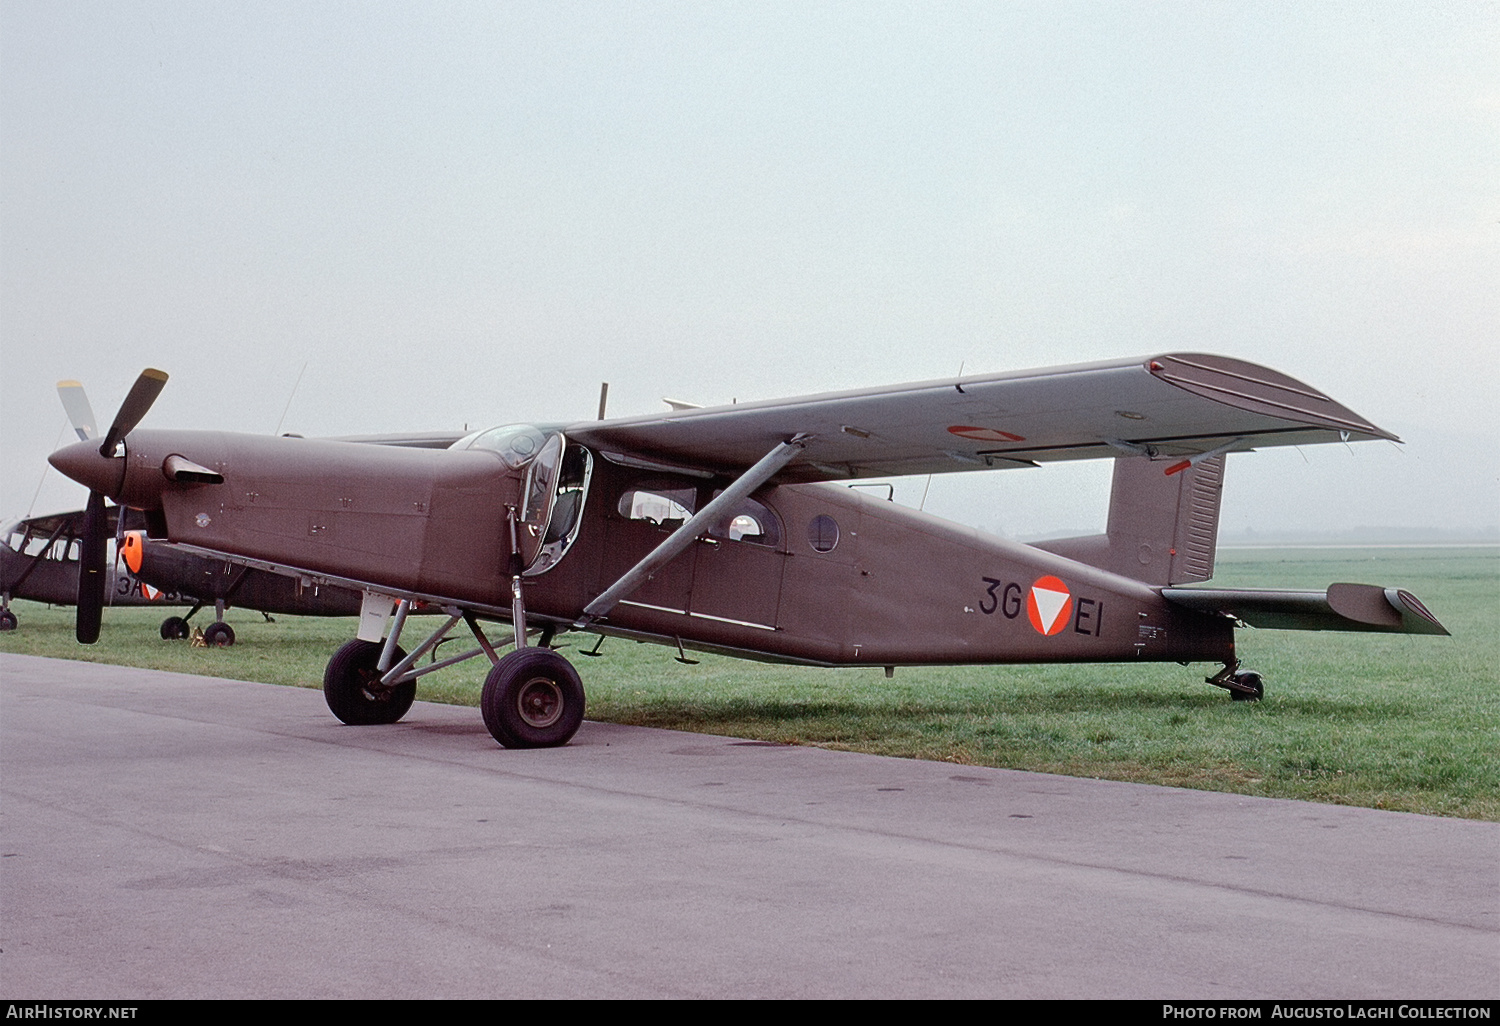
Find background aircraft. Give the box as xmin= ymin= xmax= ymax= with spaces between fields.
xmin=1 ymin=506 xmax=193 ymax=631
xmin=48 ymin=355 xmax=1448 ymax=749
xmin=0 ymin=506 xmax=364 ymax=643
xmin=120 ymin=528 xmax=363 ymax=644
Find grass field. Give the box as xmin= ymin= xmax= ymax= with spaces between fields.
xmin=3 ymin=546 xmax=1496 ymax=819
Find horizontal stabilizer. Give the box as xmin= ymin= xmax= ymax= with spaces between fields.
xmin=1162 ymin=584 xmax=1449 ymax=635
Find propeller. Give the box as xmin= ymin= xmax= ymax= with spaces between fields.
xmin=56 ymin=369 xmax=169 ymax=643
xmin=56 ymin=381 xmax=98 ymax=441
xmin=98 ymin=368 xmax=167 ymax=457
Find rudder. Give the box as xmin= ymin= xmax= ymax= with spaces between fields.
xmin=1035 ymin=455 xmax=1225 ymax=586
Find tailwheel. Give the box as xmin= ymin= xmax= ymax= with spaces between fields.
xmin=481 ymin=647 xmax=585 ymax=749
xmin=323 ymin=639 xmax=416 ymax=725
xmin=1229 ymin=669 xmax=1264 ymax=702
xmin=1206 ymin=661 xmax=1265 ymax=701
xmin=160 ymin=615 xmax=191 ymax=640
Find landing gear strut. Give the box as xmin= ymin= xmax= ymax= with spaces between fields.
xmin=1206 ymin=660 xmax=1264 ymax=701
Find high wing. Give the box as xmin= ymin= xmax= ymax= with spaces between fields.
xmin=566 ymin=353 xmax=1396 ymax=483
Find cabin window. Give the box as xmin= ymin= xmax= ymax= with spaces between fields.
xmin=807 ymin=514 xmax=840 ymax=553
xmin=706 ymin=493 xmax=781 ymax=547
xmin=617 ymin=483 xmax=696 ymax=526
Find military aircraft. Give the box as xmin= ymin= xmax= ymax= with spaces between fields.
xmin=0 ymin=505 xmax=364 ymax=642
xmin=120 ymin=528 xmax=364 ymax=644
xmin=48 ymin=355 xmax=1448 ymax=749
xmin=0 ymin=506 xmax=194 ymax=631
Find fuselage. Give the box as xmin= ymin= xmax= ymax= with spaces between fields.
xmin=49 ymin=427 xmax=1236 ymax=667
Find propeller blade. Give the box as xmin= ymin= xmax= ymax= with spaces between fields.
xmin=98 ymin=368 xmax=169 ymax=457
xmin=76 ymin=490 xmax=108 ymax=644
xmin=56 ymin=380 xmax=98 ymax=441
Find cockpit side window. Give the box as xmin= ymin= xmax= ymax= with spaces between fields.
xmin=526 ymin=443 xmax=593 ymax=576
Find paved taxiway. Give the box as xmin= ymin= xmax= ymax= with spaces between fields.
xmin=2 ymin=652 xmax=1495 ymax=999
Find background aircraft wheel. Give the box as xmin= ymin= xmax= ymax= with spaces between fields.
xmin=323 ymin=639 xmax=415 ymax=725
xmin=202 ymin=621 xmax=236 ymax=647
xmin=481 ymin=648 xmax=585 ymax=749
xmin=1229 ymin=670 xmax=1264 ymax=701
xmin=160 ymin=616 xmax=191 ymax=640
xmin=0 ymin=610 xmax=16 ymax=631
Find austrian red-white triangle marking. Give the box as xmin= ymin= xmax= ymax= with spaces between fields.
xmin=1026 ymin=576 xmax=1073 ymax=636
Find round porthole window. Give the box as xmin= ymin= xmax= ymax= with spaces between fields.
xmin=808 ymin=514 xmax=839 ymax=552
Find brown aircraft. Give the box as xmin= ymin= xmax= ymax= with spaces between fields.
xmin=48 ymin=355 xmax=1448 ymax=749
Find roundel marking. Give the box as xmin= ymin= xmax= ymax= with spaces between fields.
xmin=123 ymin=531 xmax=144 ymax=574
xmin=947 ymin=425 xmax=1026 ymax=443
xmin=1026 ymin=575 xmax=1073 ymax=636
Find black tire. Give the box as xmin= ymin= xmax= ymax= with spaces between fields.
xmin=1229 ymin=669 xmax=1264 ymax=702
xmin=0 ymin=610 xmax=17 ymax=632
xmin=481 ymin=647 xmax=585 ymax=749
xmin=202 ymin=621 xmax=236 ymax=647
xmin=160 ymin=616 xmax=191 ymax=640
xmin=323 ymin=639 xmax=415 ymax=725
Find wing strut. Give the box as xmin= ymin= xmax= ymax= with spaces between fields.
xmin=574 ymin=434 xmax=811 ymax=628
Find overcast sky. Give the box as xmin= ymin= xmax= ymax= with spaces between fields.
xmin=2 ymin=1 xmax=1496 ymax=540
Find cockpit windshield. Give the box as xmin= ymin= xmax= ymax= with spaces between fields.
xmin=450 ymin=424 xmax=551 ymax=470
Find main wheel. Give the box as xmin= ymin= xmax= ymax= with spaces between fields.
xmin=160 ymin=615 xmax=190 ymax=640
xmin=202 ymin=621 xmax=236 ymax=647
xmin=481 ymin=647 xmax=585 ymax=749
xmin=0 ymin=609 xmax=17 ymax=632
xmin=1229 ymin=669 xmax=1264 ymax=701
xmin=323 ymin=639 xmax=415 ymax=725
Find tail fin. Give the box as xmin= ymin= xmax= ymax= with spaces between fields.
xmin=1035 ymin=455 xmax=1225 ymax=586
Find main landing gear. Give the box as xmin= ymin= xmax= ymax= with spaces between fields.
xmin=323 ymin=596 xmax=586 ymax=748
xmin=1206 ymin=660 xmax=1264 ymax=701
xmin=480 ymin=647 xmax=585 ymax=749
xmin=160 ymin=599 xmax=236 ymax=646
